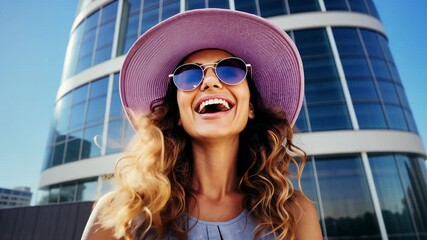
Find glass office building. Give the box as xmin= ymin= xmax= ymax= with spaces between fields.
xmin=39 ymin=0 xmax=427 ymax=239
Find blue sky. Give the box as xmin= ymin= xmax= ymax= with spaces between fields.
xmin=0 ymin=1 xmax=426 ymax=203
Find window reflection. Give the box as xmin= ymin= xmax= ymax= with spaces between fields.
xmin=396 ymin=85 xmax=410 ymax=108
xmin=377 ymin=81 xmax=399 ymax=104
xmin=110 ymin=73 xmax=123 ymax=119
xmin=299 ymin=159 xmax=319 ymax=209
xmin=333 ymin=28 xmax=364 ymax=56
xmin=63 ymin=1 xmax=118 ymax=78
xmin=305 ymin=79 xmax=344 ymax=103
xmin=73 ymin=85 xmax=89 ymax=104
xmin=315 ymin=155 xmax=381 ymax=238
xmin=187 ymin=0 xmax=205 ymax=9
xmin=110 ymin=91 xmax=123 ymax=119
xmin=52 ymin=143 xmax=65 ymax=166
xmin=294 ymin=29 xmax=331 ymax=57
xmin=303 ymin=57 xmax=339 ymax=80
xmin=259 ymin=0 xmax=287 ymax=17
xmin=64 ymin=131 xmax=83 ymax=163
xmin=55 ymin=94 xmax=72 ymax=135
xmin=81 ymin=124 xmax=103 ymax=159
xmin=208 ymin=0 xmax=229 ymax=8
xmin=353 ymin=103 xmax=387 ymax=129
xmin=347 ymin=79 xmax=379 ymax=101
xmin=90 ymin=77 xmax=109 ymax=98
xmin=365 ymin=0 xmax=379 ymax=18
xmin=384 ymin=105 xmax=408 ymax=131
xmin=106 ymin=119 xmax=134 ymax=155
xmin=288 ymin=0 xmax=320 ymax=13
xmin=341 ymin=57 xmax=371 ymax=78
xmin=162 ymin=0 xmax=180 ymax=20
xmin=332 ymin=27 xmax=418 ymax=133
xmin=141 ymin=0 xmax=159 ymax=33
xmin=85 ymin=11 xmax=100 ymax=29
xmin=404 ymin=110 xmax=418 ymax=133
xmin=63 ymin=23 xmax=84 ymax=78
xmin=361 ymin=30 xmax=383 ymax=58
xmin=348 ymin=0 xmax=369 ymax=15
xmin=48 ymin=186 xmax=60 ymax=203
xmin=294 ymin=103 xmax=308 ymax=132
xmin=370 ymin=58 xmax=391 ymax=80
xmin=369 ymin=155 xmax=417 ymax=239
xmin=59 ymin=183 xmax=76 ymax=202
xmin=308 ymin=104 xmax=351 ymax=131
xmin=377 ymin=34 xmax=393 ymax=62
xmin=41 ymin=178 xmax=98 ymax=203
xmin=291 ymin=28 xmax=351 ymax=132
xmin=395 ymin=155 xmax=427 ymax=236
xmin=235 ymin=0 xmax=258 ymax=15
xmin=47 ymin=74 xmax=116 ymax=168
xmin=324 ymin=0 xmax=348 ymax=11
xmin=388 ymin=63 xmax=401 ymax=84
xmin=86 ymin=96 xmax=107 ymax=125
xmin=42 ymin=146 xmax=54 ymax=170
xmin=76 ymin=179 xmax=97 ymax=201
xmin=69 ymin=102 xmax=86 ymax=131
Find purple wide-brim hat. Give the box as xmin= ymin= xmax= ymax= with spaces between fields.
xmin=120 ymin=8 xmax=304 ymax=126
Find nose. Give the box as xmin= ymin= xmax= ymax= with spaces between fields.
xmin=199 ymin=66 xmax=223 ymax=91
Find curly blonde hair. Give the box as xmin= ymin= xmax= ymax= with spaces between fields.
xmin=98 ymin=77 xmax=307 ymax=240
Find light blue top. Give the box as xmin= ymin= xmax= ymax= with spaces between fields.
xmin=166 ymin=210 xmax=276 ymax=239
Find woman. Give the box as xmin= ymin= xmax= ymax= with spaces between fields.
xmin=82 ymin=8 xmax=322 ymax=240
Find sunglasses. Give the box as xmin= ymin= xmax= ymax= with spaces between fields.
xmin=169 ymin=57 xmax=251 ymax=91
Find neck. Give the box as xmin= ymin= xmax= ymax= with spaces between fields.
xmin=190 ymin=136 xmax=240 ymax=199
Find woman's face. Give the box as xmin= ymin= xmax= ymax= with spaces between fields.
xmin=176 ymin=49 xmax=254 ymax=142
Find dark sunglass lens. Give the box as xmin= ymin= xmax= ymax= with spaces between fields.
xmin=173 ymin=64 xmax=203 ymax=91
xmin=216 ymin=58 xmax=247 ymax=85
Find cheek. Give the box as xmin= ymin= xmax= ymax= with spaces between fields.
xmin=176 ymin=91 xmax=194 ymax=117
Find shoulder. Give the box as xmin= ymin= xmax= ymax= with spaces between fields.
xmin=81 ymin=192 xmax=117 ymax=240
xmin=291 ymin=190 xmax=316 ymax=215
xmin=291 ymin=190 xmax=323 ymax=240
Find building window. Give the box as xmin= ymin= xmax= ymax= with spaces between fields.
xmin=120 ymin=0 xmax=182 ymax=55
xmin=46 ymin=76 xmax=112 ymax=169
xmin=293 ymin=28 xmax=351 ymax=132
xmin=106 ymin=73 xmax=134 ymax=155
xmin=162 ymin=0 xmax=180 ymax=20
xmin=39 ymin=178 xmax=98 ymax=203
xmin=76 ymin=179 xmax=97 ymax=201
xmin=307 ymin=104 xmax=352 ymax=131
xmin=324 ymin=0 xmax=379 ymax=18
xmin=141 ymin=0 xmax=160 ymax=33
xmin=207 ymin=0 xmax=229 ymax=9
xmin=315 ymin=155 xmax=381 ymax=239
xmin=369 ymin=154 xmax=427 ymax=238
xmin=288 ymin=0 xmax=320 ymax=14
xmin=235 ymin=0 xmax=258 ymax=15
xmin=323 ymin=0 xmax=348 ymax=11
xmin=259 ymin=0 xmax=288 ymax=17
xmin=332 ymin=27 xmax=416 ymax=133
xmin=353 ymin=103 xmax=387 ymax=129
xmin=63 ymin=1 xmax=118 ymax=78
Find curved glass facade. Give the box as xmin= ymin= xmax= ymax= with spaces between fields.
xmin=44 ymin=73 xmax=133 ymax=169
xmin=41 ymin=1 xmax=427 ymax=239
xmin=299 ymin=154 xmax=427 ymax=239
xmin=63 ymin=1 xmax=119 ymax=78
xmin=293 ymin=27 xmax=417 ymax=133
xmin=63 ymin=0 xmax=381 ymax=79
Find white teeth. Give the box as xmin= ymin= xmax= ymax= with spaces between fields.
xmin=198 ymin=98 xmax=231 ymax=113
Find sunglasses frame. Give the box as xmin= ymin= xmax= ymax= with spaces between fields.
xmin=169 ymin=57 xmax=252 ymax=91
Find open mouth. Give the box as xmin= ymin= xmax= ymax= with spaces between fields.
xmin=196 ymin=98 xmax=233 ymax=114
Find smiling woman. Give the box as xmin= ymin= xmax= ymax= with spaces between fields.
xmin=81 ymin=8 xmax=321 ymax=240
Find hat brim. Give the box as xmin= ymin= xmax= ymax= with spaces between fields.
xmin=120 ymin=8 xmax=304 ymax=126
